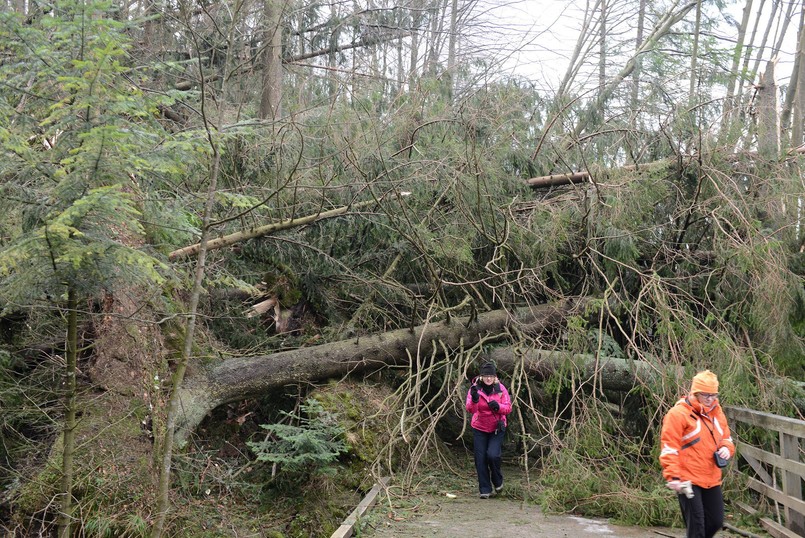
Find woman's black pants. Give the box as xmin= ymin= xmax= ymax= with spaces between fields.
xmin=472 ymin=427 xmax=504 ymax=495
xmin=678 ymin=484 xmax=724 ymax=538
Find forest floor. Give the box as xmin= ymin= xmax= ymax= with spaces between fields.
xmin=355 ymin=463 xmax=748 ymax=538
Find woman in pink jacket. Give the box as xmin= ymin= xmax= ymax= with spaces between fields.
xmin=465 ymin=361 xmax=512 ymax=498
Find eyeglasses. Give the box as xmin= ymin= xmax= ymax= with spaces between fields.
xmin=697 ymin=393 xmax=718 ymax=399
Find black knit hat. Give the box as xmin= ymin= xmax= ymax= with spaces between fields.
xmin=479 ymin=362 xmax=496 ymax=376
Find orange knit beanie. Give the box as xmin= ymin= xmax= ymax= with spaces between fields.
xmin=690 ymin=370 xmax=719 ymax=394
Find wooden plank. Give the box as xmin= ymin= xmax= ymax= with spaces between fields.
xmin=738 ymin=446 xmax=774 ymax=485
xmin=780 ymin=432 xmax=805 ymax=536
xmin=725 ymin=407 xmax=805 ymax=438
xmin=760 ymin=517 xmax=802 ymax=538
xmin=735 ymin=501 xmax=759 ymax=516
xmin=747 ymin=477 xmax=805 ymax=516
xmin=330 ymin=477 xmax=390 ymax=538
xmin=738 ymin=444 xmax=805 ymax=481
xmin=331 ymin=524 xmax=354 ymax=538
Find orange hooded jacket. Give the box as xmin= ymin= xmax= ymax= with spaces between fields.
xmin=660 ymin=397 xmax=735 ymax=488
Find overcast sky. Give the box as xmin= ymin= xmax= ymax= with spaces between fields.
xmin=467 ymin=0 xmax=801 ymax=92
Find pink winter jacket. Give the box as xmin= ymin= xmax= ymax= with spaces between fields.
xmin=465 ymin=379 xmax=512 ymax=433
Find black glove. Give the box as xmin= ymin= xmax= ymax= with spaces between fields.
xmin=488 ymin=400 xmax=500 ymax=413
xmin=470 ymin=385 xmax=479 ymax=403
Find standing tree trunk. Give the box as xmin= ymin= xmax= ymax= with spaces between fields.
xmin=791 ymin=1 xmax=805 ymax=147
xmin=757 ymin=59 xmax=780 ymax=159
xmin=688 ymin=0 xmax=701 ymax=107
xmin=56 ymin=288 xmax=78 ymax=538
xmin=426 ymin=0 xmax=443 ymax=76
xmin=151 ymin=0 xmax=242 ymax=531
xmin=720 ymin=0 xmax=754 ymax=140
xmin=572 ymin=1 xmax=698 ymax=140
xmin=631 ymin=0 xmax=646 ymax=110
xmin=259 ymin=0 xmax=284 ymax=120
xmin=446 ymin=0 xmax=458 ymax=100
xmin=409 ymin=0 xmax=423 ymax=88
xmin=735 ymin=0 xmax=766 ymax=105
xmin=747 ymin=0 xmax=784 ymax=90
xmin=599 ymin=0 xmax=606 ymax=95
xmin=780 ymin=2 xmax=804 ymax=142
xmin=152 ymin=117 xmax=222 ymax=536
xmin=396 ymin=8 xmax=406 ymax=94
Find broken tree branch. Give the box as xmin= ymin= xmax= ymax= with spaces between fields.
xmin=169 ymin=198 xmax=379 ymax=260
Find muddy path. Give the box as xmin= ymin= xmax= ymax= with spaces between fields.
xmin=360 ymin=492 xmax=683 ymax=537
xmin=358 ymin=491 xmax=748 ymax=538
xmin=353 ymin=462 xmax=745 ymax=538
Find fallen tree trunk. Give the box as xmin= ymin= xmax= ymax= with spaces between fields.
xmin=174 ymin=300 xmax=582 ymax=444
xmin=488 ymin=347 xmax=656 ymax=391
xmin=173 ymin=297 xmax=805 ymax=444
xmin=526 ymin=146 xmax=805 ymax=189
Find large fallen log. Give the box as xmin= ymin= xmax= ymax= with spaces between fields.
xmin=174 ymin=300 xmax=582 ymax=444
xmin=174 ymin=300 xmax=805 ymax=444
xmin=488 ymin=347 xmax=656 ymax=391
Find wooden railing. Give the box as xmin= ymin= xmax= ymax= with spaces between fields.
xmin=724 ymin=406 xmax=805 ymax=538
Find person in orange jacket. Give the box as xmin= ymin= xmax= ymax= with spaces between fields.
xmin=660 ymin=370 xmax=735 ymax=538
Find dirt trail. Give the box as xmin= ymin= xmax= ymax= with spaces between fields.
xmin=355 ymin=466 xmax=740 ymax=538
xmin=354 ymin=461 xmax=745 ymax=538
xmin=359 ymin=492 xmax=687 ymax=538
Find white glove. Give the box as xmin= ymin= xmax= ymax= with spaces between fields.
xmin=717 ymin=446 xmax=730 ymax=460
xmin=667 ymin=480 xmax=694 ymax=498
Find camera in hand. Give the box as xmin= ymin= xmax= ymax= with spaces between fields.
xmin=713 ymin=451 xmax=729 ymax=468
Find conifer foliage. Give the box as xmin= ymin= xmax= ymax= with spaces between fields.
xmin=0 ymin=0 xmax=804 ymax=535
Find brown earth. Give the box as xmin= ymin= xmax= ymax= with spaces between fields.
xmin=358 ymin=492 xmax=745 ymax=538
xmin=353 ymin=461 xmax=748 ymax=538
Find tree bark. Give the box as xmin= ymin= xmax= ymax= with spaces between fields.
xmin=720 ymin=0 xmax=754 ymax=139
xmin=792 ymin=1 xmax=805 ymax=147
xmin=259 ymin=0 xmax=284 ymax=120
xmin=757 ymin=59 xmax=780 ymax=159
xmin=780 ymin=3 xmax=805 ymax=141
xmin=688 ymin=0 xmax=701 ymax=107
xmin=778 ymin=2 xmax=805 ymax=141
xmin=446 ymin=0 xmax=458 ymax=100
xmin=599 ymin=0 xmax=606 ymax=95
xmin=488 ymin=347 xmax=656 ymax=392
xmin=632 ymin=0 xmax=646 ymax=111
xmin=56 ymin=288 xmax=77 ymax=538
xmin=173 ymin=300 xmax=586 ymax=444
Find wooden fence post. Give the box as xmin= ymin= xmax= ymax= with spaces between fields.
xmin=780 ymin=432 xmax=804 ymax=536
